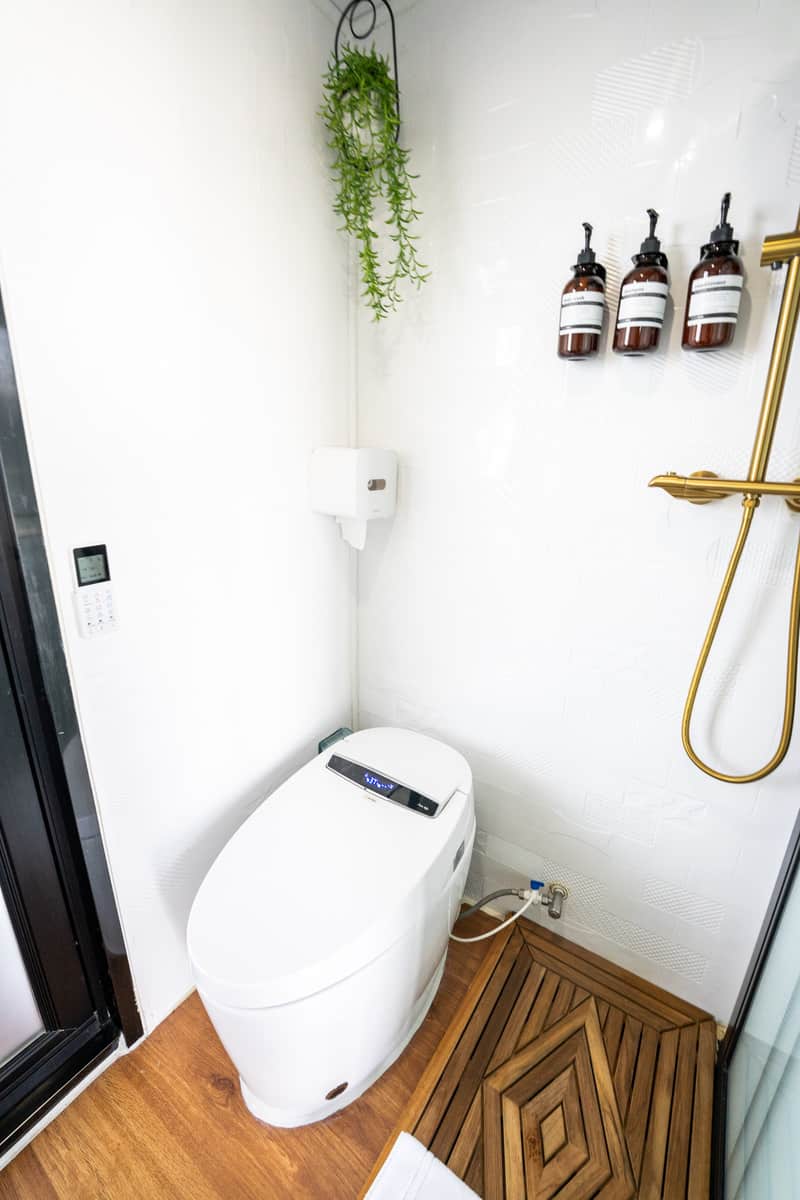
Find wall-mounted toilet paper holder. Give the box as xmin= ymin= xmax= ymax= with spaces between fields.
xmin=311 ymin=447 xmax=398 ymax=549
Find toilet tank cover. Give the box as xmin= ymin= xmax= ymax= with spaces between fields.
xmin=186 ymin=728 xmax=473 ymax=1009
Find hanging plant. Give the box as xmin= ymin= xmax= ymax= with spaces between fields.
xmin=320 ymin=45 xmax=429 ymax=320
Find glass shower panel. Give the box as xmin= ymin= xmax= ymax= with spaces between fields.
xmin=0 ymin=885 xmax=43 ymax=1067
xmin=725 ymin=862 xmax=800 ymax=1199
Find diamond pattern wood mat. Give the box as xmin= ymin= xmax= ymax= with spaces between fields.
xmin=360 ymin=919 xmax=716 ymax=1199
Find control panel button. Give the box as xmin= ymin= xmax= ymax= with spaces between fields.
xmin=408 ymin=793 xmax=438 ymax=816
xmin=73 ymin=581 xmax=117 ymax=638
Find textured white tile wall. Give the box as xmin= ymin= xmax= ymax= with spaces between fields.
xmin=357 ymin=0 xmax=800 ymax=1019
xmin=0 ymin=0 xmax=351 ymax=1031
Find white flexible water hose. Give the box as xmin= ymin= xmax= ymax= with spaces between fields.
xmin=449 ymin=890 xmax=539 ymax=944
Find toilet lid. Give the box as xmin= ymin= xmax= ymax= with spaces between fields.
xmin=187 ymin=728 xmax=472 ymax=1009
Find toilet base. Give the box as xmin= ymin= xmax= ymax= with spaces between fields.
xmin=239 ymin=952 xmax=447 ymax=1128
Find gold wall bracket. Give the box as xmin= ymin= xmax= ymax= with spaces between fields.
xmin=650 ymin=206 xmax=800 ymax=784
xmin=787 ymin=479 xmax=800 ymax=514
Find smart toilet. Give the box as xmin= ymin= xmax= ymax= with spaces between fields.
xmin=186 ymin=727 xmax=475 ymax=1127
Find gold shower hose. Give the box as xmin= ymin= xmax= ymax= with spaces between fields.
xmin=682 ymin=498 xmax=800 ymax=782
xmin=680 ymin=217 xmax=800 ymax=783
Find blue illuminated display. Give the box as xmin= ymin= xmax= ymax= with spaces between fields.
xmin=363 ymin=770 xmax=397 ymax=795
xmin=326 ymin=754 xmax=437 ymax=815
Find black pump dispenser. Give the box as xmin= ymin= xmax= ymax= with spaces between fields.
xmin=612 ymin=207 xmax=671 ymax=354
xmin=704 ymin=192 xmax=739 ymax=253
xmin=558 ymin=220 xmax=606 ymax=359
xmin=682 ymin=191 xmax=744 ymax=351
xmin=633 ymin=208 xmax=668 ymax=267
xmin=575 ymin=222 xmax=606 ymax=279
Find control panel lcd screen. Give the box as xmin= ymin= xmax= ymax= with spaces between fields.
xmin=362 ymin=769 xmax=398 ymax=797
xmin=74 ymin=545 xmax=110 ymax=587
xmin=326 ymin=754 xmax=439 ymax=816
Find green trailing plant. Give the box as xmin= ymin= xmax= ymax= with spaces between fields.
xmin=320 ymin=45 xmax=429 ymax=319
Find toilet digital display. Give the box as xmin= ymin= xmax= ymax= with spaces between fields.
xmin=362 ymin=770 xmax=398 ymax=797
xmin=326 ymin=754 xmax=439 ymax=817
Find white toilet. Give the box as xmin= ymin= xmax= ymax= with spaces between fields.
xmin=187 ymin=727 xmax=475 ymax=1127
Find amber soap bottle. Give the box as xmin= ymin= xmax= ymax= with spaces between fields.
xmin=682 ymin=193 xmax=743 ymax=352
xmin=557 ymin=222 xmax=606 ymax=360
xmin=612 ymin=208 xmax=669 ymax=355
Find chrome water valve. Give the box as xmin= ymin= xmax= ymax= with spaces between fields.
xmin=540 ymin=883 xmax=569 ymax=920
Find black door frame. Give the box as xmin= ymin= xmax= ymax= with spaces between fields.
xmin=711 ymin=804 xmax=800 ymax=1197
xmin=0 ymin=288 xmax=142 ymax=1154
xmin=0 ymin=616 xmax=98 ymax=1029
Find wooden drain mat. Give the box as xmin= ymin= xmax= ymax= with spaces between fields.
xmin=361 ymin=920 xmax=715 ymax=1199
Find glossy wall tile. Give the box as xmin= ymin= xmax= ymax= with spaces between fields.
xmin=0 ymin=0 xmax=352 ymax=1032
xmin=357 ymin=0 xmax=800 ymax=1018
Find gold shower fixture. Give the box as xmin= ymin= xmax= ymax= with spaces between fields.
xmin=650 ymin=207 xmax=800 ymax=783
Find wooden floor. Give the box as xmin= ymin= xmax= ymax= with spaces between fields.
xmin=0 ymin=912 xmax=495 ymax=1200
xmin=363 ymin=918 xmax=716 ymax=1199
xmin=0 ymin=914 xmax=715 ymax=1200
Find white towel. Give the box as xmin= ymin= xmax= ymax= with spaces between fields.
xmin=365 ymin=1132 xmax=480 ymax=1199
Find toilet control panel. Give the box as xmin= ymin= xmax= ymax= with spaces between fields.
xmin=72 ymin=544 xmax=117 ymax=638
xmin=326 ymin=754 xmax=440 ymax=817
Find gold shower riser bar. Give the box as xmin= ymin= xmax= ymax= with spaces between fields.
xmin=653 ymin=207 xmax=800 ymax=784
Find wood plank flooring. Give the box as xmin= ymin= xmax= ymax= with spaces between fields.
xmin=0 ymin=912 xmax=497 ymax=1200
xmin=362 ymin=918 xmax=716 ymax=1199
xmin=1 ymin=913 xmax=715 ymax=1200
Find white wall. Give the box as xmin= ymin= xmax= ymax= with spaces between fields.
xmin=0 ymin=0 xmax=351 ymax=1032
xmin=1 ymin=0 xmax=797 ymax=1037
xmin=357 ymin=0 xmax=800 ymax=1019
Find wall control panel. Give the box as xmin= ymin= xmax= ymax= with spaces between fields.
xmin=326 ymin=753 xmax=440 ymax=817
xmin=72 ymin=545 xmax=117 ymax=638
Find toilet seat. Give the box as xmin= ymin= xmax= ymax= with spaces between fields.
xmin=187 ymin=728 xmax=471 ymax=1011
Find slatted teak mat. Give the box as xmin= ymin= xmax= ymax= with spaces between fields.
xmin=360 ymin=918 xmax=715 ymax=1199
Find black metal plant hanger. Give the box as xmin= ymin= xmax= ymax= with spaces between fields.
xmin=333 ymin=0 xmax=400 ymax=144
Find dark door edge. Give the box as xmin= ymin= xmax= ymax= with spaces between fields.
xmin=0 ymin=291 xmax=142 ymax=1047
xmin=0 ymin=1021 xmax=118 ymax=1159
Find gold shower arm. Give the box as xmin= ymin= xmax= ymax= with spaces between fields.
xmin=654 ymin=207 xmax=800 ymax=783
xmin=761 ymin=224 xmax=800 ymax=268
xmin=649 ymin=473 xmax=800 ymax=507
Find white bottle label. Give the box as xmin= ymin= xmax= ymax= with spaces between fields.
xmin=687 ymin=272 xmax=743 ymax=327
xmin=559 ymin=289 xmax=604 ymax=334
xmin=616 ymin=279 xmax=668 ymax=330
